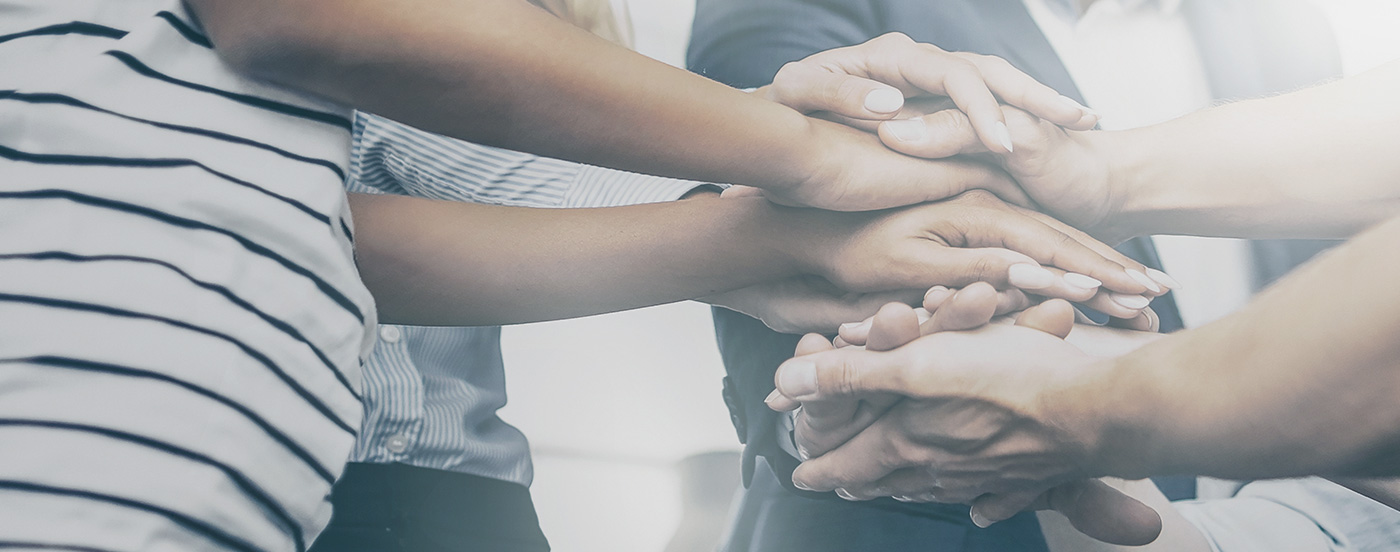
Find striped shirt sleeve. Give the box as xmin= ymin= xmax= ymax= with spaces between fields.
xmin=348 ymin=112 xmax=719 ymax=207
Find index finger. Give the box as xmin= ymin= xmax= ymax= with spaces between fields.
xmin=956 ymin=51 xmax=1100 ymax=131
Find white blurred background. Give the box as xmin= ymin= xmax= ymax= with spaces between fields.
xmin=499 ymin=1 xmax=1400 ymax=550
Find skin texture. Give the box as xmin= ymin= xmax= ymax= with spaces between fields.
xmin=176 ymin=1 xmax=1158 ymax=330
xmin=771 ymin=61 xmax=1400 ymax=532
xmin=351 ymin=190 xmax=1152 ymax=326
xmin=184 ymin=1 xmax=1091 ymax=212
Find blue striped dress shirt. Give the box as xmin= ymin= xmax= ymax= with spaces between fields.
xmin=345 ymin=113 xmax=710 ymax=486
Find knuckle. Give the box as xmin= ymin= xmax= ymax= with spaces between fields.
xmin=1001 ymin=107 xmax=1043 ymax=136
xmin=873 ymin=32 xmax=914 ymax=46
xmin=831 ymin=77 xmax=867 ymax=109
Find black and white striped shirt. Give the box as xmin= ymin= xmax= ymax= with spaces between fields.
xmin=0 ymin=2 xmax=375 ymax=551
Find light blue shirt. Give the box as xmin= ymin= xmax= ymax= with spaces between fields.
xmin=345 ymin=113 xmax=709 ymax=485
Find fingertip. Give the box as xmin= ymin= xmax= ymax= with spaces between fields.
xmin=863 ymin=87 xmax=906 ymax=115
xmin=796 ymin=332 xmax=836 ymax=356
xmin=923 ymin=285 xmax=953 ymax=310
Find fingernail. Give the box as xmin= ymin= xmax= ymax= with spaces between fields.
xmin=914 ymin=307 xmax=932 ymax=324
xmin=1146 ymin=268 xmax=1183 ymax=290
xmin=840 ymin=320 xmax=870 ymax=332
xmin=1125 ymin=269 xmax=1162 ymax=293
xmin=777 ymin=359 xmax=819 ymax=400
xmin=1007 ymin=263 xmax=1055 ymax=290
xmin=885 ymin=118 xmax=928 ymax=142
xmin=835 ymin=488 xmax=859 ymax=501
xmin=924 ymin=285 xmax=950 ymax=302
xmin=993 ymin=121 xmax=1014 ymax=153
xmin=797 ymin=443 xmax=812 ymax=461
xmin=793 ymin=478 xmax=816 ymax=492
xmin=764 ymin=389 xmax=781 ymax=406
xmin=864 ymin=88 xmax=905 ymax=114
xmin=1063 ymin=272 xmax=1102 ymax=291
xmin=970 ymin=509 xmax=994 ymax=528
xmin=1058 ymin=95 xmax=1098 ymax=117
xmin=1110 ymin=293 xmax=1151 ymax=310
xmin=893 ymin=495 xmax=915 ymax=503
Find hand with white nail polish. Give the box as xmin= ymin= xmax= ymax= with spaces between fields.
xmin=753 ymin=33 xmax=1099 ymax=155
xmin=800 ymin=190 xmax=1159 ymax=303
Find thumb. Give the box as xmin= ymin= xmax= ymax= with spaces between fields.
xmin=774 ymin=346 xmax=914 ymax=402
xmin=769 ymin=62 xmax=906 ymax=119
xmin=1041 ymin=480 xmax=1164 ymax=546
xmin=877 ymin=109 xmax=984 ymax=159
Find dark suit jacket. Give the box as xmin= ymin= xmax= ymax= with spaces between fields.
xmin=688 ymin=0 xmax=1340 ymax=548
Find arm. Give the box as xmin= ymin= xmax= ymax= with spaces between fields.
xmin=185 ymin=0 xmax=1091 ymax=211
xmin=1085 ymin=213 xmax=1400 ymax=480
xmin=1097 ymin=60 xmax=1400 ymax=240
xmin=873 ymin=61 xmax=1400 ymax=241
xmin=766 ymin=215 xmax=1400 ymax=526
xmin=352 ymin=188 xmax=1155 ymax=326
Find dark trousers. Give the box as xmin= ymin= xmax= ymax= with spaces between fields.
xmin=309 ymin=462 xmax=550 ymax=552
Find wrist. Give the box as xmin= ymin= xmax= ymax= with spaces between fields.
xmin=1082 ymin=129 xmax=1151 ymax=242
xmin=1043 ymin=354 xmax=1165 ymax=480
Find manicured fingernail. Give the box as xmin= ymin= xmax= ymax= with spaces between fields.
xmin=777 ymin=359 xmax=819 ymax=400
xmin=864 ymin=88 xmax=905 ymax=114
xmin=1146 ymin=268 xmax=1183 ymax=290
xmin=993 ymin=121 xmax=1014 ymax=152
xmin=793 ymin=478 xmax=816 ymax=491
xmin=797 ymin=443 xmax=812 ymax=461
xmin=885 ymin=118 xmax=928 ymax=142
xmin=764 ymin=389 xmax=782 ymax=406
xmin=1063 ymin=272 xmax=1102 ymax=291
xmin=914 ymin=308 xmax=932 ymax=324
xmin=1125 ymin=269 xmax=1162 ymax=293
xmin=840 ymin=320 xmax=870 ymax=333
xmin=971 ymin=509 xmax=994 ymax=528
xmin=1058 ymin=95 xmax=1098 ymax=116
xmin=1007 ymin=263 xmax=1055 ymax=290
xmin=1110 ymin=293 xmax=1151 ymax=310
xmin=835 ymin=488 xmax=859 ymax=501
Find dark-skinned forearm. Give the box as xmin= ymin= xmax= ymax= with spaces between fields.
xmin=186 ymin=0 xmax=819 ymax=192
xmin=1078 ymin=214 xmax=1400 ymax=479
xmin=349 ymin=193 xmax=846 ymax=326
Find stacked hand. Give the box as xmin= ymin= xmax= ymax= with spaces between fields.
xmin=769 ymin=294 xmax=1165 ymax=546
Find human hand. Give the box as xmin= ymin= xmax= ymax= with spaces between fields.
xmin=793 ymin=189 xmax=1164 ymax=317
xmin=755 ymin=32 xmax=1099 ymax=152
xmin=870 ymin=105 xmax=1134 ymax=242
xmin=772 ymin=312 xmax=1163 ymax=545
xmin=744 ymin=33 xmax=1109 ymax=212
xmin=768 ymin=283 xmax=1016 ymax=461
xmin=701 ymin=276 xmax=924 ymax=335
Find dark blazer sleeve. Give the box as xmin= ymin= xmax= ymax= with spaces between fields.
xmin=687 ymin=0 xmax=881 ymax=88
xmin=689 ymin=0 xmax=887 ymax=497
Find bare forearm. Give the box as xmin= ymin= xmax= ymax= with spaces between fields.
xmin=1098 ymin=61 xmax=1400 ymax=239
xmin=350 ymin=193 xmax=830 ymax=325
xmin=187 ymin=0 xmax=816 ymax=191
xmin=1082 ymin=214 xmax=1400 ymax=479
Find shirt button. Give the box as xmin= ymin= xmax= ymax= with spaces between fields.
xmin=385 ymin=434 xmax=409 ymax=454
xmin=378 ymin=326 xmax=402 ymax=344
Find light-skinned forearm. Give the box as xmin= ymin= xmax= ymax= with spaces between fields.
xmin=185 ymin=0 xmax=822 ymax=193
xmin=1074 ymin=214 xmax=1400 ymax=479
xmin=349 ymin=193 xmax=849 ymax=326
xmin=1095 ymin=61 xmax=1400 ymax=240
